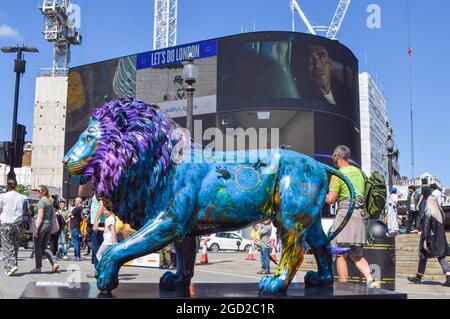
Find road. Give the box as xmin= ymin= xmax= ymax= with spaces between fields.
xmin=0 ymin=248 xmax=449 ymax=299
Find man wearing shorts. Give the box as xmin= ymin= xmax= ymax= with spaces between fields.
xmin=325 ymin=145 xmax=380 ymax=288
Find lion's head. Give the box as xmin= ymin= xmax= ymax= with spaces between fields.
xmin=64 ymin=99 xmax=177 ymax=221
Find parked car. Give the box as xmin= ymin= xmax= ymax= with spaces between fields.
xmin=201 ymin=232 xmax=253 ymax=253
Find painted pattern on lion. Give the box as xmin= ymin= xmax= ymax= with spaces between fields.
xmin=64 ymin=99 xmax=355 ymax=295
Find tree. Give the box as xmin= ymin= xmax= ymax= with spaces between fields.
xmin=16 ymin=184 xmax=30 ymax=197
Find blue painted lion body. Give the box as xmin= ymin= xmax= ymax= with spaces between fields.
xmin=64 ymin=99 xmax=355 ymax=295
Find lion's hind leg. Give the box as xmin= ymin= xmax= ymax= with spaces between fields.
xmin=304 ymin=216 xmax=334 ymax=287
xmin=258 ymin=220 xmax=305 ymax=295
xmin=160 ymin=235 xmax=197 ymax=290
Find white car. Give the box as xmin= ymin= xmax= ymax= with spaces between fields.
xmin=201 ymin=232 xmax=253 ymax=252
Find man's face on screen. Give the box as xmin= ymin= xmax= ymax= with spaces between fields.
xmin=307 ymin=45 xmax=332 ymax=94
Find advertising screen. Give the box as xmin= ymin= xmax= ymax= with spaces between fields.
xmin=217 ymin=32 xmax=359 ymax=126
xmin=135 ymin=39 xmax=217 ymax=118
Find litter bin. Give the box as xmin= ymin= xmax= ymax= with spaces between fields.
xmin=333 ymin=220 xmax=396 ymax=290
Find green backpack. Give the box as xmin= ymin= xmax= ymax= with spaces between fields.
xmin=360 ymin=170 xmax=388 ymax=220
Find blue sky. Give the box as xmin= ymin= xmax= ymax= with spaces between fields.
xmin=0 ymin=0 xmax=449 ymax=185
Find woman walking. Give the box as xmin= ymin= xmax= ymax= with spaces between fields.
xmin=408 ymin=196 xmax=450 ymax=286
xmin=31 ymin=185 xmax=59 ymax=273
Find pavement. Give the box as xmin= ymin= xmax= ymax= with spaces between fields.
xmin=0 ymin=248 xmax=449 ymax=299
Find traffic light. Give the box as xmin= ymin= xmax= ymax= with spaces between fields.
xmin=13 ymin=123 xmax=26 ymax=167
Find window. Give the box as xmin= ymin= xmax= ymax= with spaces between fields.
xmin=229 ymin=233 xmax=241 ymax=240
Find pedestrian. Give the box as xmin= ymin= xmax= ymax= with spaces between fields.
xmin=250 ymin=225 xmax=260 ymax=251
xmin=49 ymin=195 xmax=65 ymax=257
xmin=257 ymin=220 xmax=272 ymax=274
xmin=326 ymin=145 xmax=380 ymax=288
xmin=430 ymin=184 xmax=443 ymax=206
xmin=159 ymin=244 xmax=173 ymax=269
xmin=96 ymin=203 xmax=117 ymax=262
xmin=30 ymin=185 xmax=59 ymax=273
xmin=86 ymin=193 xmax=106 ymax=278
xmin=57 ymin=201 xmax=69 ymax=259
xmin=407 ymin=196 xmax=450 ymax=287
xmin=0 ymin=180 xmax=28 ymax=276
xmin=81 ymin=213 xmax=91 ymax=256
xmin=405 ymin=185 xmax=420 ymax=234
xmin=68 ymin=197 xmax=83 ymax=261
xmin=385 ymin=187 xmax=399 ymax=236
xmin=170 ymin=242 xmax=177 ymax=268
xmin=90 ymin=194 xmax=105 ymax=265
xmin=417 ymin=179 xmax=432 ymax=231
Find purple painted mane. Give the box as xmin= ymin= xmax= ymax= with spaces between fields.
xmin=86 ymin=99 xmax=176 ymax=200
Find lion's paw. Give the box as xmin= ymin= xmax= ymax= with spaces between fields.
xmin=159 ymin=271 xmax=190 ymax=290
xmin=258 ymin=275 xmax=287 ymax=295
xmin=96 ymin=252 xmax=120 ymax=292
xmin=304 ymin=271 xmax=334 ymax=287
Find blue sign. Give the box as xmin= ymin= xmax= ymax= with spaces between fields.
xmin=137 ymin=39 xmax=217 ymax=70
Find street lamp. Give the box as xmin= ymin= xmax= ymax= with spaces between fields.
xmin=1 ymin=45 xmax=39 ymax=182
xmin=386 ymin=123 xmax=395 ymax=192
xmin=183 ymin=53 xmax=198 ymax=135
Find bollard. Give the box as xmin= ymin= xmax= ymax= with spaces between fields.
xmin=333 ymin=220 xmax=396 ymax=290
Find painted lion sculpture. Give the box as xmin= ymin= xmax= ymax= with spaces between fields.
xmin=63 ymin=99 xmax=355 ymax=295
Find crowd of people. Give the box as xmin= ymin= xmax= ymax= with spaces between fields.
xmin=0 ymin=181 xmax=120 ymax=277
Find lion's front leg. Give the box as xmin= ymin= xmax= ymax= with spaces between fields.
xmin=96 ymin=212 xmax=180 ymax=292
xmin=159 ymin=235 xmax=197 ymax=290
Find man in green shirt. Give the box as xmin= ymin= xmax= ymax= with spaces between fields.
xmin=325 ymin=145 xmax=380 ymax=288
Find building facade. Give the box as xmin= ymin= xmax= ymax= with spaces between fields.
xmin=395 ymin=172 xmax=449 ymax=205
xmin=359 ymin=72 xmax=390 ymax=181
xmin=30 ymin=75 xmax=68 ymax=196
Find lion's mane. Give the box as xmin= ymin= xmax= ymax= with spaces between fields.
xmin=86 ymin=99 xmax=178 ymax=227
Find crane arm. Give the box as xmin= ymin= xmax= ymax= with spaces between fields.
xmin=291 ymin=0 xmax=316 ymax=35
xmin=326 ymin=0 xmax=351 ymax=40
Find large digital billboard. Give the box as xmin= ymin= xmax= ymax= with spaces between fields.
xmin=217 ymin=32 xmax=359 ymax=125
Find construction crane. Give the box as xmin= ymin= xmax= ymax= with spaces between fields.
xmin=290 ymin=0 xmax=351 ymax=40
xmin=153 ymin=0 xmax=178 ymax=50
xmin=39 ymin=0 xmax=82 ymax=75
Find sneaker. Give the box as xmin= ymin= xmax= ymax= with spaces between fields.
xmin=367 ymin=278 xmax=380 ymax=288
xmin=86 ymin=273 xmax=96 ymax=279
xmin=77 ymin=257 xmax=82 ymax=261
xmin=30 ymin=268 xmax=41 ymax=273
xmin=63 ymin=256 xmax=68 ymax=260
xmin=257 ymin=270 xmax=271 ymax=275
xmin=6 ymin=266 xmax=18 ymax=276
xmin=51 ymin=263 xmax=60 ymax=273
xmin=407 ymin=275 xmax=422 ymax=284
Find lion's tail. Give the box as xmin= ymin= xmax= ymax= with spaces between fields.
xmin=322 ymin=164 xmax=356 ymax=243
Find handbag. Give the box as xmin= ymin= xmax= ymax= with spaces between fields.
xmin=51 ymin=209 xmax=60 ymax=234
xmin=20 ymin=200 xmax=31 ymax=230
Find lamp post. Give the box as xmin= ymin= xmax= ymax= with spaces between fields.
xmin=386 ymin=124 xmax=395 ymax=192
xmin=1 ymin=45 xmax=39 ymax=182
xmin=182 ymin=53 xmax=198 ymax=136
